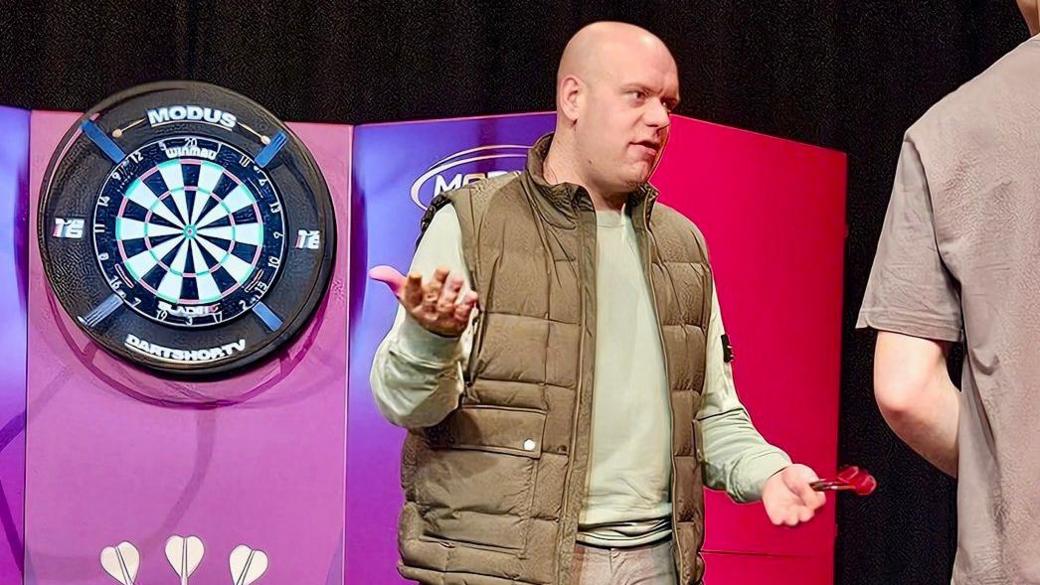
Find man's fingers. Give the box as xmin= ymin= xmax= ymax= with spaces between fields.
xmin=374 ymin=264 xmax=472 ymax=336
xmin=785 ymin=465 xmax=826 ymax=510
xmin=793 ymin=481 xmax=822 ymax=509
xmin=454 ymin=290 xmax=478 ymax=322
xmin=421 ymin=289 xmax=438 ymax=315
xmin=402 ymin=273 xmax=424 ymax=308
xmin=785 ymin=468 xmax=822 ymax=509
xmin=421 ymin=267 xmax=450 ymax=313
xmin=767 ymin=498 xmax=816 ymax=527
xmin=369 ymin=265 xmax=406 ymax=295
xmin=429 ymin=267 xmax=450 ymax=290
xmin=369 ymin=266 xmax=435 ymax=316
xmin=810 ymin=490 xmax=826 ymax=509
xmin=793 ymin=481 xmax=814 ymax=503
xmin=438 ymin=275 xmax=464 ymax=308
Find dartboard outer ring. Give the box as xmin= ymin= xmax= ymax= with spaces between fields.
xmin=38 ymin=81 xmax=336 ymax=379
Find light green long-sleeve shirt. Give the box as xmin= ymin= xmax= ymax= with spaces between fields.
xmin=370 ymin=204 xmax=791 ymax=547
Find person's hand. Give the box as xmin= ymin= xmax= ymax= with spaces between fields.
xmin=761 ymin=464 xmax=827 ymax=527
xmin=369 ymin=265 xmax=478 ymax=337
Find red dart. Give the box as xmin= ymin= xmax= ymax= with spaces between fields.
xmin=849 ymin=470 xmax=878 ymax=496
xmin=836 ymin=466 xmax=861 ymax=484
xmin=810 ymin=465 xmax=877 ymax=496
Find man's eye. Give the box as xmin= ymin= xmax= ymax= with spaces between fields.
xmin=630 ymin=90 xmax=646 ymax=100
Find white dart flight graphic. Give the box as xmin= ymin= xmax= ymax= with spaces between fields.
xmin=100 ymin=541 xmax=140 ymax=585
xmin=229 ymin=544 xmax=269 ymax=585
xmin=165 ymin=534 xmax=205 ymax=585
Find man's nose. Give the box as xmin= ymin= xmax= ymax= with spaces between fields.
xmin=644 ymin=99 xmax=671 ymax=128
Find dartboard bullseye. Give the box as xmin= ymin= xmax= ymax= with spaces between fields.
xmin=39 ymin=82 xmax=336 ymax=378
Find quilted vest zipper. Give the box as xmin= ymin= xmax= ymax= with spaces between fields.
xmin=638 ymin=202 xmax=685 ymax=582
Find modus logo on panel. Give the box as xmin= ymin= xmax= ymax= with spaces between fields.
xmin=410 ymin=144 xmax=530 ymax=209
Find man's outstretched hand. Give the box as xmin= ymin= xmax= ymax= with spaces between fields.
xmin=761 ymin=464 xmax=827 ymax=527
xmin=369 ymin=265 xmax=478 ymax=337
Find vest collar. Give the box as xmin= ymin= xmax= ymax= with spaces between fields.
xmin=523 ymin=132 xmax=660 ymax=227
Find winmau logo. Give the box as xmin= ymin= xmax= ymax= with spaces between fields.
xmin=147 ymin=105 xmax=237 ymax=129
xmin=160 ymin=138 xmax=217 ymax=161
xmin=410 ymin=144 xmax=530 ymax=209
xmin=124 ymin=333 xmax=245 ymax=364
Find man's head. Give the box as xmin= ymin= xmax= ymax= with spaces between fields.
xmin=551 ymin=22 xmax=679 ymax=198
xmin=1017 ymin=0 xmax=1039 ymax=35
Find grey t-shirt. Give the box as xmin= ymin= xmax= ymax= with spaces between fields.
xmin=858 ymin=35 xmax=1040 ymax=584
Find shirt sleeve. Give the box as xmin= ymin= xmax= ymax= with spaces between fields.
xmin=698 ymin=283 xmax=792 ymax=503
xmin=856 ymin=138 xmax=963 ymax=342
xmin=369 ymin=204 xmax=476 ymax=428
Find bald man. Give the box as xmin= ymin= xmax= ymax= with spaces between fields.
xmin=370 ymin=22 xmax=824 ymax=585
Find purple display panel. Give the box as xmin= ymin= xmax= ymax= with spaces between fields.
xmin=0 ymin=106 xmax=29 ymax=585
xmin=25 ymin=111 xmax=351 ymax=585
xmin=347 ymin=113 xmax=555 ymax=583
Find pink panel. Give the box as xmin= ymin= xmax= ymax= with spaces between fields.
xmin=25 ymin=111 xmax=351 ymax=585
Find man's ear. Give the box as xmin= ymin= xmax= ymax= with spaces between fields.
xmin=558 ymin=75 xmax=584 ymax=123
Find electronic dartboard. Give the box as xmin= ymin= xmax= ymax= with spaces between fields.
xmin=38 ymin=82 xmax=336 ymax=377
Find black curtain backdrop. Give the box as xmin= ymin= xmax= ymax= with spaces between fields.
xmin=0 ymin=2 xmax=1029 ymax=583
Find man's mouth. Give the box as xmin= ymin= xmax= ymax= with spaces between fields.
xmin=632 ymin=140 xmax=660 ymax=158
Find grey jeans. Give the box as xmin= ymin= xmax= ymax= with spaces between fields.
xmin=572 ymin=539 xmax=676 ymax=585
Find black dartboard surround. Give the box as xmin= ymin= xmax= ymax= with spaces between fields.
xmin=38 ymin=81 xmax=336 ymax=378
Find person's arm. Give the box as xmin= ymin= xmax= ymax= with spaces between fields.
xmin=369 ymin=205 xmax=476 ymax=428
xmin=699 ymin=285 xmax=792 ymax=503
xmin=857 ymin=137 xmax=964 ymax=477
xmin=873 ymin=332 xmax=959 ymax=476
xmin=699 ymin=283 xmax=825 ymax=526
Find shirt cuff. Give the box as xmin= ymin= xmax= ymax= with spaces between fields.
xmin=855 ymin=309 xmax=963 ymax=343
xmin=394 ymin=313 xmax=464 ymax=365
xmin=736 ymin=451 xmax=793 ymax=503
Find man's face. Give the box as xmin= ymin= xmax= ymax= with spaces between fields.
xmin=573 ymin=41 xmax=680 ymax=195
xmin=1018 ymin=0 xmax=1039 ymax=35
